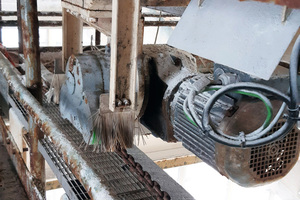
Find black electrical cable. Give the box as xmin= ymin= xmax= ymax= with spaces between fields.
xmin=200 ymin=36 xmax=300 ymax=148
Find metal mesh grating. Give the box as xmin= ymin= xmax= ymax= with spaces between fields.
xmin=249 ymin=121 xmax=300 ymax=179
xmin=40 ymin=138 xmax=91 ymax=200
xmin=42 ymin=99 xmax=156 ymax=200
xmin=9 ymin=91 xmax=29 ymax=121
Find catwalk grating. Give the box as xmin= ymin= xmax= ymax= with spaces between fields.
xmin=42 ymin=98 xmax=156 ymax=200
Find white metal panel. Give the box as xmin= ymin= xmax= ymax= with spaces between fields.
xmin=168 ymin=0 xmax=300 ymax=80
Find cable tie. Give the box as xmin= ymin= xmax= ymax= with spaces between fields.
xmin=287 ymin=106 xmax=299 ymax=112
xmin=238 ymin=132 xmax=246 ymax=148
xmin=283 ymin=114 xmax=300 ymax=121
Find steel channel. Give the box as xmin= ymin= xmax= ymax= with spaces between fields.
xmin=0 ymin=117 xmax=44 ymax=200
xmin=0 ymin=53 xmax=113 ymax=199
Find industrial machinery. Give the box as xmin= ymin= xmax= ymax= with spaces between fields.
xmin=0 ymin=0 xmax=300 ymax=199
xmin=59 ymin=31 xmax=300 ymax=187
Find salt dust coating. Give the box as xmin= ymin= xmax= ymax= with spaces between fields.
xmin=168 ymin=0 xmax=300 ymax=80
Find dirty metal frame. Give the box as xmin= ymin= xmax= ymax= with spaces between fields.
xmin=20 ymin=0 xmax=46 ymax=197
xmin=0 ymin=52 xmax=113 ymax=199
xmin=0 ymin=117 xmax=43 ymax=200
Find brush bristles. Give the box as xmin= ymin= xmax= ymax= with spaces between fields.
xmin=90 ymin=110 xmax=135 ymax=152
xmin=46 ymin=74 xmax=65 ymax=104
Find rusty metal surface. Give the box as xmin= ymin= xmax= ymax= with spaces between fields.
xmin=39 ymin=138 xmax=91 ymax=200
xmin=216 ymin=101 xmax=300 ymax=187
xmin=20 ymin=0 xmax=42 ymax=102
xmin=241 ymin=0 xmax=300 ymax=8
xmin=0 ymin=53 xmax=191 ymax=199
xmin=43 ymin=96 xmax=168 ymax=199
xmin=115 ymin=145 xmax=171 ymax=200
xmin=0 ymin=118 xmax=43 ymax=200
xmin=20 ymin=0 xmax=45 ymax=196
xmin=17 ymin=0 xmax=23 ymax=55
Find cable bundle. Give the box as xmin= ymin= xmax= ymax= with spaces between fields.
xmin=184 ymin=36 xmax=300 ymax=148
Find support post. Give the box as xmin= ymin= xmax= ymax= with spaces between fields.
xmin=109 ymin=0 xmax=143 ymax=111
xmin=62 ymin=8 xmax=83 ymax=71
xmin=20 ymin=0 xmax=45 ymax=197
xmin=95 ymin=30 xmax=101 ymax=46
xmin=17 ymin=0 xmax=23 ymax=55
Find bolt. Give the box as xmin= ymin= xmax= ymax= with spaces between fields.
xmin=122 ymin=98 xmax=131 ymax=106
xmin=116 ymin=98 xmax=122 ymax=107
xmin=6 ymin=137 xmax=10 ymax=145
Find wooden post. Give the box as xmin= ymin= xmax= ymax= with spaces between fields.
xmin=62 ymin=8 xmax=83 ymax=71
xmin=109 ymin=0 xmax=143 ymax=111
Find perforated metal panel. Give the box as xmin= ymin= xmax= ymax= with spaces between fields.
xmin=249 ymin=122 xmax=300 ymax=180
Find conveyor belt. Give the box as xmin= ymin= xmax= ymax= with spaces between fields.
xmin=43 ymin=100 xmax=157 ymax=200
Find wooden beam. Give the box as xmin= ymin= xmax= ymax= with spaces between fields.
xmin=62 ymin=8 xmax=83 ymax=70
xmin=62 ymin=0 xmax=190 ymax=10
xmin=109 ymin=0 xmax=143 ymax=111
xmin=61 ymin=2 xmax=112 ymax=18
xmin=242 ymin=0 xmax=300 ymax=9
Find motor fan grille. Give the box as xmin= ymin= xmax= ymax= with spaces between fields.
xmin=249 ymin=122 xmax=299 ymax=180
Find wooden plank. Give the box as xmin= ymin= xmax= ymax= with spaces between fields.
xmin=61 ymin=2 xmax=112 ymax=18
xmin=62 ymin=0 xmax=190 ymax=9
xmin=62 ymin=8 xmax=83 ymax=70
xmin=155 ymin=156 xmax=201 ymax=169
xmin=81 ymin=17 xmax=112 ymax=36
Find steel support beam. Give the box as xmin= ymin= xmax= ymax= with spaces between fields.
xmin=20 ymin=0 xmax=45 ymax=197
